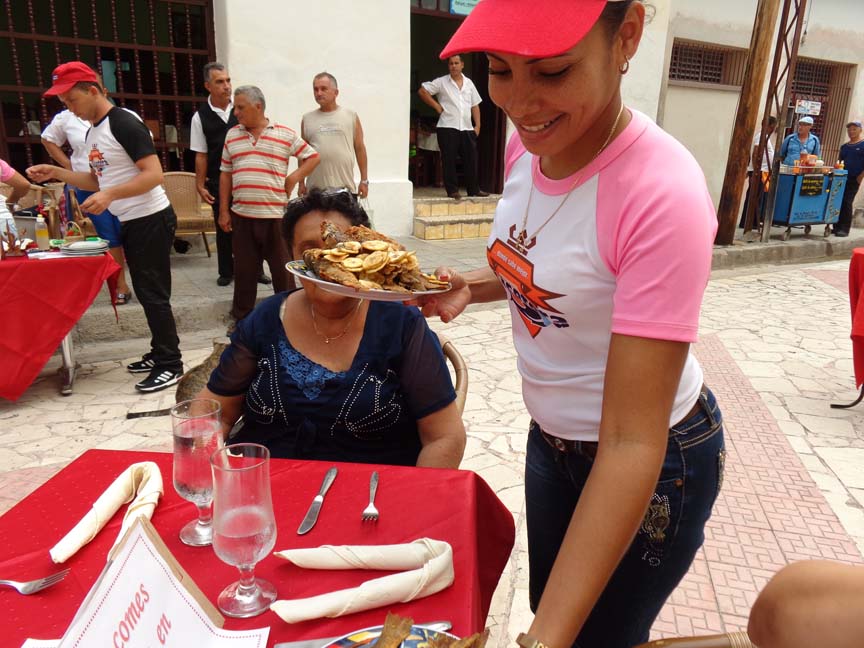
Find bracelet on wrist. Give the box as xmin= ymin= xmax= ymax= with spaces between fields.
xmin=359 ymin=180 xmax=369 ymax=186
xmin=516 ymin=633 xmax=549 ymax=648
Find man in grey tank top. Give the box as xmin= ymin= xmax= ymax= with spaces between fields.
xmin=299 ymin=72 xmax=369 ymax=198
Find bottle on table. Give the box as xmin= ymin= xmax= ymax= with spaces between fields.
xmin=35 ymin=215 xmax=50 ymax=250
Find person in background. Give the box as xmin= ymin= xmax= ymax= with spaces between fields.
xmin=299 ymin=72 xmax=369 ymax=199
xmin=836 ymin=120 xmax=864 ymax=237
xmin=0 ymin=158 xmax=31 ymax=237
xmin=740 ymin=115 xmax=777 ymax=229
xmin=779 ymin=115 xmax=821 ymax=166
xmin=219 ymin=85 xmax=319 ymax=323
xmin=28 ymin=61 xmax=183 ymax=393
xmin=190 ymin=62 xmax=237 ymax=287
xmin=747 ymin=560 xmax=864 ymax=648
xmin=42 ymin=86 xmax=133 ymax=302
xmin=197 ymin=189 xmax=465 ymax=468
xmin=420 ymin=1 xmax=723 ymax=646
xmin=418 ymin=55 xmax=488 ymax=200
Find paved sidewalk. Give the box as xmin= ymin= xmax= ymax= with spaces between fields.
xmin=2 ymin=255 xmax=864 ymax=646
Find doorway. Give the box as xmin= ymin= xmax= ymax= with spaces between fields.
xmin=409 ymin=7 xmax=505 ymax=195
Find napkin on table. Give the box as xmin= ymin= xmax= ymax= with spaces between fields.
xmin=270 ymin=538 xmax=453 ymax=623
xmin=49 ymin=462 xmax=163 ymax=564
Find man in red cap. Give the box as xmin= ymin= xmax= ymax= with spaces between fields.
xmin=28 ymin=61 xmax=184 ymax=393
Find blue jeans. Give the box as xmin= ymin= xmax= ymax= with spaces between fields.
xmin=525 ymin=386 xmax=726 ymax=648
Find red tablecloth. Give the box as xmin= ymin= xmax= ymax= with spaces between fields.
xmin=0 ymin=253 xmax=119 ymax=401
xmin=0 ymin=450 xmax=515 ymax=647
xmin=849 ymin=249 xmax=864 ymax=387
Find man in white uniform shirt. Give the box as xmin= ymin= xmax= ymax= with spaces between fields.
xmin=28 ymin=61 xmax=183 ymax=393
xmin=418 ymin=55 xmax=488 ymax=200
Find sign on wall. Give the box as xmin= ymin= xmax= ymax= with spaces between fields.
xmin=795 ymin=100 xmax=822 ymax=116
xmin=451 ymin=0 xmax=479 ymax=15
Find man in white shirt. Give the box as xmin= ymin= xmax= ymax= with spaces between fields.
xmin=741 ymin=115 xmax=777 ymax=229
xmin=418 ymin=55 xmax=488 ymax=200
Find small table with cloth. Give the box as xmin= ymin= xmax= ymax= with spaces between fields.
xmin=832 ymin=247 xmax=864 ymax=408
xmin=0 ymin=253 xmax=119 ymax=399
xmin=0 ymin=448 xmax=516 ymax=648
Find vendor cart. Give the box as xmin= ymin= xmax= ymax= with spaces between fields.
xmin=772 ymin=168 xmax=847 ymax=240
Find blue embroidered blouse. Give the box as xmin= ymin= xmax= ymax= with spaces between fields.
xmin=206 ymin=291 xmax=456 ymax=466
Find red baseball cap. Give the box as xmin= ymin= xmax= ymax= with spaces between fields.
xmin=441 ymin=0 xmax=622 ymax=59
xmin=44 ymin=61 xmax=99 ymax=96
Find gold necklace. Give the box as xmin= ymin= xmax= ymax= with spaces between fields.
xmin=310 ymin=300 xmax=363 ymax=344
xmin=512 ymin=102 xmax=627 ymax=255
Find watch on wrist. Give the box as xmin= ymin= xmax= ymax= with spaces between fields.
xmin=359 ymin=180 xmax=369 ymax=186
xmin=516 ymin=633 xmax=549 ymax=648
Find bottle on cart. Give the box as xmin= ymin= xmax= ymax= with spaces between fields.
xmin=35 ymin=215 xmax=50 ymax=250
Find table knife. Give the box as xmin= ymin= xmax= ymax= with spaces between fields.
xmin=273 ymin=621 xmax=452 ymax=648
xmin=297 ymin=467 xmax=338 ymax=534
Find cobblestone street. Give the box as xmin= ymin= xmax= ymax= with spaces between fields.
xmin=2 ymin=249 xmax=863 ymax=645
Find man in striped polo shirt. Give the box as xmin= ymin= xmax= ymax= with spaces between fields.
xmin=219 ymin=85 xmax=319 ymax=321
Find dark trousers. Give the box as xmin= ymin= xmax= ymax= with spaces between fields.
xmin=837 ymin=179 xmax=860 ymax=235
xmin=739 ymin=170 xmax=768 ymax=228
xmin=120 ymin=206 xmax=183 ymax=373
xmin=230 ymin=213 xmax=295 ymax=321
xmin=437 ymin=127 xmax=480 ymax=195
xmin=208 ymin=184 xmax=233 ymax=279
xmin=525 ymin=388 xmax=725 ymax=648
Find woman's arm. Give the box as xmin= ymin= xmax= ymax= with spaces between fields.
xmin=194 ymin=387 xmax=244 ymax=441
xmin=416 ymin=402 xmax=466 ymax=469
xmin=5 ymin=169 xmax=32 ymax=205
xmin=419 ymin=266 xmax=506 ymax=323
xmin=526 ymin=333 xmax=689 ymax=648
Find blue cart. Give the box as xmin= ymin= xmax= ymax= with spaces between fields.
xmin=772 ymin=169 xmax=847 ymax=240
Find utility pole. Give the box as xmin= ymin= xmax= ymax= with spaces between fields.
xmin=715 ymin=0 xmax=782 ymax=245
xmin=758 ymin=0 xmax=809 ymax=242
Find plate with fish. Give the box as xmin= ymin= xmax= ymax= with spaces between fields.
xmin=286 ymin=221 xmax=452 ymax=302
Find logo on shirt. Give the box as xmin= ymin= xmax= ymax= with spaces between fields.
xmin=487 ymin=235 xmax=569 ymax=338
xmin=89 ymin=145 xmax=108 ymax=177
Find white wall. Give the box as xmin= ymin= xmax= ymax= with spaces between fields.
xmin=663 ymin=85 xmax=740 ymax=207
xmin=213 ymin=0 xmax=413 ymax=235
xmin=623 ymin=0 xmax=674 ymax=120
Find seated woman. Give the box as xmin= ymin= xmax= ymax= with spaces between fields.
xmin=197 ymin=189 xmax=466 ymax=468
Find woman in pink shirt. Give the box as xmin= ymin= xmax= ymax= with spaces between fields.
xmin=421 ymin=2 xmax=724 ymax=647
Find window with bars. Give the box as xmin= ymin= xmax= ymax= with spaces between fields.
xmin=0 ymin=0 xmax=216 ymax=173
xmin=668 ymin=40 xmax=748 ymax=87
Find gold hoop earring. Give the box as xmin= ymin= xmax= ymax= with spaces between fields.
xmin=619 ymin=59 xmax=630 ymax=75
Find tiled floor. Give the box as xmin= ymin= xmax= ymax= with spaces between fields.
xmin=3 ymin=257 xmax=864 ymax=647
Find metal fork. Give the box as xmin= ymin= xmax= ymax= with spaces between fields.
xmin=0 ymin=568 xmax=70 ymax=595
xmin=361 ymin=471 xmax=379 ymax=522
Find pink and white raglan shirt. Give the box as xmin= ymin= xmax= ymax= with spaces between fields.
xmin=488 ymin=109 xmax=716 ymax=441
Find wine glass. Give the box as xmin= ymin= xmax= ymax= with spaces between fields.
xmin=171 ymin=398 xmax=223 ymax=546
xmin=210 ymin=443 xmax=278 ymax=618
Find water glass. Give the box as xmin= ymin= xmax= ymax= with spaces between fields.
xmin=210 ymin=443 xmax=277 ymax=618
xmin=171 ymin=398 xmax=222 ymax=546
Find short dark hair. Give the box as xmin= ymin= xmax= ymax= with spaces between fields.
xmin=599 ymin=1 xmax=654 ymax=37
xmin=203 ymin=62 xmax=226 ymax=82
xmin=313 ymin=72 xmax=338 ymax=89
xmin=71 ymin=81 xmax=102 ymax=93
xmin=767 ymin=115 xmax=778 ymax=126
xmin=447 ymin=55 xmax=462 ymax=64
xmin=282 ymin=189 xmax=371 ymax=250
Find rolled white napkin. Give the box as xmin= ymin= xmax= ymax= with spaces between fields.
xmin=270 ymin=538 xmax=453 ymax=623
xmin=49 ymin=462 xmax=163 ymax=564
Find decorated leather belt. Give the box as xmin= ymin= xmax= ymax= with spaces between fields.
xmin=539 ymin=384 xmax=709 ymax=458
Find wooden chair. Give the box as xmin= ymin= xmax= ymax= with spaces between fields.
xmin=437 ymin=332 xmax=468 ymax=415
xmin=162 ymin=171 xmax=213 ymax=256
xmin=633 ymin=632 xmax=756 ymax=648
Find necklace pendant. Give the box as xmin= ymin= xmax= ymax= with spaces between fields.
xmin=324 ymin=338 xmax=330 ymax=344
